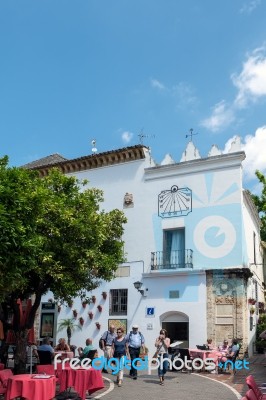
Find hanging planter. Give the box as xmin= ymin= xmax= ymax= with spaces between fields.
xmin=68 ymin=300 xmax=73 ymax=308
xmin=95 ymin=322 xmax=101 ymax=330
xmin=57 ymin=305 xmax=61 ymax=313
xmin=91 ymin=295 xmax=96 ymax=304
xmin=250 ymin=307 xmax=255 ymax=315
xmin=102 ymin=292 xmax=107 ymax=300
xmin=248 ymin=298 xmax=256 ymax=305
xmin=258 ymin=302 xmax=265 ymax=310
xmin=73 ymin=309 xmax=78 ymax=318
xmin=79 ymin=317 xmax=84 ymax=326
xmin=82 ymin=301 xmax=88 ymax=309
xmin=97 ymin=305 xmax=103 ymax=312
xmin=88 ymin=311 xmax=94 ymax=320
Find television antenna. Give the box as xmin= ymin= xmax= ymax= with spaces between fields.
xmin=138 ymin=129 xmax=155 ymax=145
xmin=91 ymin=139 xmax=97 ymax=154
xmin=185 ymin=128 xmax=198 ymax=141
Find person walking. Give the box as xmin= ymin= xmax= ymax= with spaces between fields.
xmin=126 ymin=324 xmax=145 ymax=380
xmin=100 ymin=324 xmax=116 ymax=373
xmin=155 ymin=328 xmax=170 ymax=385
xmin=111 ymin=327 xmax=128 ymax=387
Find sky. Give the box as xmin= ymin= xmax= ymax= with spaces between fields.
xmin=0 ymin=0 xmax=266 ymax=193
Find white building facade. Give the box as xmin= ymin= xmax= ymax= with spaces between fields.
xmin=34 ymin=140 xmax=264 ymax=356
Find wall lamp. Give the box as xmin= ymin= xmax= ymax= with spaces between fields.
xmin=133 ymin=281 xmax=147 ymax=297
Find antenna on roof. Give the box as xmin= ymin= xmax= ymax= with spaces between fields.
xmin=138 ymin=128 xmax=155 ymax=145
xmin=185 ymin=128 xmax=198 ymax=141
xmin=91 ymin=139 xmax=97 ymax=154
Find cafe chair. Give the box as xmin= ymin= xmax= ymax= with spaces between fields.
xmin=245 ymin=388 xmax=261 ymax=400
xmin=37 ymin=350 xmax=53 ymax=365
xmin=0 ymin=369 xmax=13 ymax=396
xmin=246 ymin=375 xmax=266 ymax=399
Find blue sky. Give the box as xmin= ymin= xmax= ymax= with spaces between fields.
xmin=0 ymin=0 xmax=266 ymax=192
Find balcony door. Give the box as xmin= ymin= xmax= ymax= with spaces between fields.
xmin=164 ymin=228 xmax=185 ymax=268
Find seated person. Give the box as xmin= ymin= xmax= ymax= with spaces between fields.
xmin=38 ymin=336 xmax=54 ymax=358
xmin=225 ymin=339 xmax=239 ymax=359
xmin=55 ymin=338 xmax=70 ymax=352
xmin=78 ymin=338 xmax=96 ymax=360
xmin=218 ymin=340 xmax=229 ymax=354
xmin=26 ymin=341 xmax=39 ymax=372
xmin=205 ymin=338 xmax=215 ymax=350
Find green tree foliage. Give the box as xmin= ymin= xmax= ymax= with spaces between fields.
xmin=0 ymin=156 xmax=126 ymax=371
xmin=252 ymin=170 xmax=266 ymax=241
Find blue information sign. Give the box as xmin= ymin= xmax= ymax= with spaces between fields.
xmin=146 ymin=307 xmax=155 ymax=317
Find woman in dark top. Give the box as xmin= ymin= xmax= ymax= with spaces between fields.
xmin=111 ymin=327 xmax=128 ymax=387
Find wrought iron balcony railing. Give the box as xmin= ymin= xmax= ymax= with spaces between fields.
xmin=151 ymin=249 xmax=193 ymax=270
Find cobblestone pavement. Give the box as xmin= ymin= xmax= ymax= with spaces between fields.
xmin=88 ymin=354 xmax=266 ymax=400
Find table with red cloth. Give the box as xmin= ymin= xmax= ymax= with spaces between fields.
xmin=0 ymin=363 xmax=4 ymax=371
xmin=54 ymin=351 xmax=74 ymax=360
xmin=5 ymin=374 xmax=56 ymax=400
xmin=188 ymin=348 xmax=222 ymax=370
xmin=57 ymin=366 xmax=104 ymax=400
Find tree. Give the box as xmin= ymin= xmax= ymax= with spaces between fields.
xmin=57 ymin=318 xmax=81 ymax=345
xmin=0 ymin=156 xmax=126 ymax=373
xmin=251 ymin=170 xmax=266 ymax=241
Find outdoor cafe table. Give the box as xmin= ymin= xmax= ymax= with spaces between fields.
xmin=54 ymin=351 xmax=74 ymax=360
xmin=188 ymin=348 xmax=222 ymax=370
xmin=57 ymin=366 xmax=104 ymax=400
xmin=5 ymin=374 xmax=56 ymax=400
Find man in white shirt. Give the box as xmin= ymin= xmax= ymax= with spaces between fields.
xmin=126 ymin=324 xmax=145 ymax=380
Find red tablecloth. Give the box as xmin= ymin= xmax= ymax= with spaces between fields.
xmin=58 ymin=367 xmax=104 ymax=400
xmin=54 ymin=351 xmax=74 ymax=359
xmin=5 ymin=374 xmax=56 ymax=400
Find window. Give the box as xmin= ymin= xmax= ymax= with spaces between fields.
xmin=109 ymin=289 xmax=128 ymax=315
xmin=163 ymin=228 xmax=185 ymax=267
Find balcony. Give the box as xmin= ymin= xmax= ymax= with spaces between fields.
xmin=151 ymin=250 xmax=193 ymax=270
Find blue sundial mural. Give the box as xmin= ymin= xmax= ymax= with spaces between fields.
xmin=158 ymin=185 xmax=192 ymax=218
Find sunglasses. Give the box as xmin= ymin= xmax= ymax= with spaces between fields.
xmin=117 ymin=331 xmax=122 ymax=333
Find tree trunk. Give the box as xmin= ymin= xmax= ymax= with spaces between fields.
xmin=14 ymin=330 xmax=29 ymax=374
xmin=67 ymin=327 xmax=71 ymax=345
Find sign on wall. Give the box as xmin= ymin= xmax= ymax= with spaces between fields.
xmin=146 ymin=307 xmax=155 ymax=317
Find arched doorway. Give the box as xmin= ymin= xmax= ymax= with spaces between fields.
xmin=161 ymin=311 xmax=189 ymax=348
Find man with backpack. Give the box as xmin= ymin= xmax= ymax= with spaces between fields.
xmin=126 ymin=324 xmax=145 ymax=380
xmin=100 ymin=324 xmax=116 ymax=373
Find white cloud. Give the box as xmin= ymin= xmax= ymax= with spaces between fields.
xmin=232 ymin=46 xmax=266 ymax=108
xmin=121 ymin=131 xmax=133 ymax=144
xmin=242 ymin=126 xmax=266 ymax=180
xmin=200 ymin=101 xmax=235 ymax=132
xmin=150 ymin=78 xmax=166 ymax=90
xmin=172 ymin=82 xmax=198 ymax=109
xmin=240 ymin=0 xmax=261 ymax=14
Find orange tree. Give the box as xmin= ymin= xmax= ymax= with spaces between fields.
xmin=0 ymin=156 xmax=126 ymax=373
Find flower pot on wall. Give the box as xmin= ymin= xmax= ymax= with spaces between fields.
xmin=79 ymin=317 xmax=84 ymax=326
xmin=82 ymin=301 xmax=87 ymax=309
xmin=57 ymin=305 xmax=61 ymax=313
xmin=95 ymin=322 xmax=101 ymax=330
xmin=73 ymin=309 xmax=78 ymax=318
xmin=97 ymin=305 xmax=103 ymax=312
xmin=88 ymin=312 xmax=93 ymax=320
xmin=92 ymin=296 xmax=96 ymax=304
xmin=102 ymin=292 xmax=107 ymax=300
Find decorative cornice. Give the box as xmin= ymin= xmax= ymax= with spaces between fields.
xmin=26 ymin=145 xmax=148 ymax=176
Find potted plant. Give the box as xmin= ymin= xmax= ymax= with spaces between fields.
xmin=79 ymin=317 xmax=84 ymax=326
xmin=95 ymin=322 xmax=101 ymax=329
xmin=97 ymin=305 xmax=103 ymax=312
xmin=73 ymin=309 xmax=78 ymax=318
xmin=82 ymin=300 xmax=88 ymax=308
xmin=91 ymin=295 xmax=96 ymax=304
xmin=57 ymin=318 xmax=82 ymax=346
xmin=57 ymin=305 xmax=61 ymax=313
xmin=67 ymin=300 xmax=73 ymax=308
xmin=250 ymin=307 xmax=255 ymax=315
xmin=248 ymin=298 xmax=256 ymax=305
xmin=88 ymin=311 xmax=94 ymax=320
xmin=102 ymin=292 xmax=107 ymax=300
